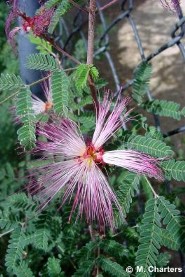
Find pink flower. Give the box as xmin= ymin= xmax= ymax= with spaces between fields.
xmin=11 ymin=78 xmax=52 ymax=126
xmin=29 ymin=93 xmax=163 ymax=229
xmin=32 ymin=78 xmax=53 ymax=115
xmin=160 ymin=0 xmax=181 ymax=12
xmin=5 ymin=1 xmax=54 ymax=49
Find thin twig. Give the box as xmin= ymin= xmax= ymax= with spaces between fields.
xmin=0 ymin=228 xmax=14 ymax=238
xmin=87 ymin=0 xmax=96 ymax=65
xmin=0 ymin=75 xmax=50 ymax=105
xmin=43 ymin=35 xmax=80 ymax=65
xmin=0 ymin=90 xmax=20 ymax=105
xmin=144 ymin=176 xmax=159 ymax=198
xmin=68 ymin=0 xmax=89 ymax=14
xmin=28 ymin=74 xmax=51 ymax=87
xmin=88 ymin=224 xmax=95 ymax=241
xmin=0 ymin=68 xmax=78 ymax=105
xmin=86 ymin=0 xmax=98 ymax=107
xmin=99 ymin=0 xmax=119 ymax=11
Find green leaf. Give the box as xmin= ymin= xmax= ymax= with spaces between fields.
xmin=5 ymin=228 xmax=25 ymax=273
xmin=117 ymin=172 xmax=140 ymax=215
xmin=26 ymin=54 xmax=59 ymax=71
xmin=28 ymin=34 xmax=52 ymax=54
xmin=99 ymin=239 xmax=128 ymax=259
xmin=0 ymin=193 xmax=36 ymax=232
xmin=161 ymin=160 xmax=185 ymax=181
xmin=26 ymin=229 xmax=50 ymax=251
xmin=127 ymin=135 xmax=174 ymax=158
xmin=45 ymin=0 xmax=60 ymax=9
xmin=47 ymin=257 xmax=62 ymax=277
xmin=181 ymin=107 xmax=185 ymax=116
xmin=48 ymin=0 xmax=71 ymax=33
xmin=144 ymin=99 xmax=182 ymax=120
xmin=100 ymin=258 xmax=129 ymax=277
xmin=157 ymin=196 xmax=184 ymax=251
xmin=78 ymin=113 xmax=95 ymax=132
xmin=6 ymin=193 xmax=36 ymax=212
xmin=161 ymin=229 xmax=180 ymax=250
xmin=73 ymin=260 xmax=95 ymax=277
xmin=71 ymin=95 xmax=92 ymax=110
xmin=0 ymin=73 xmax=24 ymax=91
xmin=140 ymin=176 xmax=153 ymax=200
xmin=132 ymin=62 xmax=152 ymax=103
xmin=16 ymin=88 xmax=36 ymax=150
xmin=156 ymin=252 xmax=171 ymax=268
xmin=74 ymin=64 xmax=91 ymax=91
xmin=14 ymin=261 xmax=34 ymax=277
xmin=51 ymin=70 xmax=70 ymax=115
xmin=77 ymin=240 xmax=98 ymax=261
xmin=135 ymin=198 xmax=161 ymax=277
xmin=90 ymin=65 xmax=99 ymax=81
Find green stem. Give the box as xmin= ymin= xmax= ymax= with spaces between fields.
xmin=0 ymin=228 xmax=14 ymax=238
xmin=0 ymin=90 xmax=20 ymax=105
xmin=144 ymin=176 xmax=159 ymax=198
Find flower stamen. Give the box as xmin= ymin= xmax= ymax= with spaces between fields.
xmin=82 ymin=144 xmax=104 ymax=166
xmin=44 ymin=101 xmax=53 ymax=112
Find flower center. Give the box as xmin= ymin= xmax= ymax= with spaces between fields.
xmin=44 ymin=101 xmax=53 ymax=112
xmin=22 ymin=17 xmax=35 ymax=32
xmin=82 ymin=144 xmax=104 ymax=166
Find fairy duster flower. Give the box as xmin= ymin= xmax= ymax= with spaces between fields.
xmin=32 ymin=78 xmax=53 ymax=115
xmin=160 ymin=0 xmax=181 ymax=12
xmin=5 ymin=1 xmax=54 ymax=49
xmin=29 ymin=93 xmax=163 ymax=229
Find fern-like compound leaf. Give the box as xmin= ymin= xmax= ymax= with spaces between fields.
xmin=45 ymin=0 xmax=61 ymax=9
xmin=78 ymin=113 xmax=95 ymax=133
xmin=14 ymin=261 xmax=34 ymax=277
xmin=72 ymin=260 xmax=95 ymax=277
xmin=5 ymin=228 xmax=25 ymax=273
xmin=181 ymin=107 xmax=185 ymax=116
xmin=144 ymin=99 xmax=182 ymax=120
xmin=48 ymin=0 xmax=71 ymax=33
xmin=161 ymin=229 xmax=180 ymax=250
xmin=100 ymin=258 xmax=129 ymax=277
xmin=157 ymin=196 xmax=185 ymax=251
xmin=135 ymin=198 xmax=161 ymax=277
xmin=26 ymin=54 xmax=60 ymax=71
xmin=0 ymin=193 xmax=36 ymax=233
xmin=0 ymin=73 xmax=24 ymax=91
xmin=74 ymin=64 xmax=99 ymax=91
xmin=74 ymin=64 xmax=91 ymax=91
xmin=117 ymin=172 xmax=140 ymax=215
xmin=127 ymin=135 xmax=174 ymax=158
xmin=26 ymin=229 xmax=50 ymax=251
xmin=89 ymin=65 xmax=99 ymax=81
xmin=28 ymin=34 xmax=52 ymax=55
xmin=157 ymin=252 xmax=171 ymax=268
xmin=161 ymin=160 xmax=185 ymax=181
xmin=132 ymin=62 xmax=152 ymax=103
xmin=51 ymin=70 xmax=70 ymax=115
xmin=47 ymin=257 xmax=62 ymax=277
xmin=99 ymin=239 xmax=129 ymax=259
xmin=16 ymin=88 xmax=36 ymax=150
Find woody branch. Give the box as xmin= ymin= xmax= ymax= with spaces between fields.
xmin=86 ymin=0 xmax=99 ymax=107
